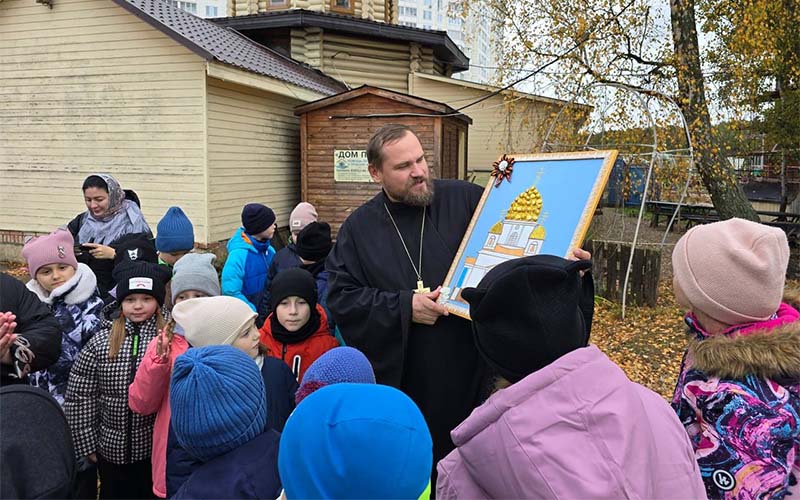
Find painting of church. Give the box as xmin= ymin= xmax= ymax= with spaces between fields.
xmin=451 ymin=185 xmax=547 ymax=300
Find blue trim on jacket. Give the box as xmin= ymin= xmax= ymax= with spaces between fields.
xmin=221 ymin=228 xmax=275 ymax=311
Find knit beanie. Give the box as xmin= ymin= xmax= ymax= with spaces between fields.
xmin=461 ymin=255 xmax=594 ymax=384
xmin=672 ymin=218 xmax=789 ymax=325
xmin=22 ymin=229 xmax=78 ymax=277
xmin=295 ymin=347 xmax=376 ymax=404
xmin=295 ymin=222 xmax=333 ymax=262
xmin=170 ymin=253 xmax=221 ymax=302
xmin=241 ymin=203 xmax=276 ymax=236
xmin=113 ymin=260 xmax=171 ymax=306
xmin=269 ymin=268 xmax=317 ymax=312
xmin=113 ymin=233 xmax=158 ymax=268
xmin=156 ymin=206 xmax=194 ymax=253
xmin=289 ymin=202 xmax=318 ymax=236
xmin=279 ymin=383 xmax=432 ymax=500
xmin=173 ymin=296 xmax=257 ymax=347
xmin=170 ymin=345 xmax=267 ymax=463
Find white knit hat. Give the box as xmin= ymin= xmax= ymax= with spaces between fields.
xmin=172 ymin=296 xmax=257 ymax=347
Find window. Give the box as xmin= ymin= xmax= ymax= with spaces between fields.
xmin=330 ymin=0 xmax=354 ymax=14
xmin=268 ymin=0 xmax=288 ymax=9
xmin=423 ymin=24 xmax=432 ymax=29
xmin=437 ymin=13 xmax=442 ymax=24
xmin=423 ymin=10 xmax=431 ymax=20
xmin=399 ymin=6 xmax=417 ymax=16
xmin=423 ymin=0 xmax=431 ymax=6
xmin=171 ymin=1 xmax=197 ymax=13
xmin=205 ymin=5 xmax=218 ymax=16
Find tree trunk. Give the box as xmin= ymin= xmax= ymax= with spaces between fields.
xmin=669 ymin=0 xmax=759 ymax=221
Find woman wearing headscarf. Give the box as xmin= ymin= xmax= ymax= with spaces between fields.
xmin=67 ymin=174 xmax=152 ymax=297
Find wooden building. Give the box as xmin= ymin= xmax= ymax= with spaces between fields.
xmin=294 ymin=85 xmax=471 ymax=233
xmin=0 ymin=0 xmax=345 ymax=258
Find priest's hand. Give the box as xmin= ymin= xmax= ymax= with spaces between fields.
xmin=569 ymin=248 xmax=592 ymax=276
xmin=412 ymin=287 xmax=449 ymax=325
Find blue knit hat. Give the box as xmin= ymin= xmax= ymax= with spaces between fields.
xmin=170 ymin=345 xmax=267 ymax=462
xmin=279 ymin=383 xmax=433 ymax=499
xmin=295 ymin=347 xmax=376 ymax=404
xmin=156 ymin=206 xmax=194 ymax=253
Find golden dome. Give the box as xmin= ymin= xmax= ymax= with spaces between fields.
xmin=489 ymin=221 xmax=503 ymax=234
xmin=531 ymin=225 xmax=546 ymax=239
xmin=506 ymin=186 xmax=543 ymax=222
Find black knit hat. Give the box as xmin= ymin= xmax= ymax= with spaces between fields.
xmin=461 ymin=255 xmax=594 ymax=384
xmin=113 ymin=260 xmax=171 ymax=306
xmin=113 ymin=233 xmax=158 ymax=269
xmin=241 ymin=203 xmax=276 ymax=236
xmin=296 ymin=222 xmax=333 ymax=262
xmin=269 ymin=268 xmax=317 ymax=312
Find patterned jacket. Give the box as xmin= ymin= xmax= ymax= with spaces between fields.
xmin=26 ymin=263 xmax=104 ymax=406
xmin=64 ymin=313 xmax=161 ymax=465
xmin=672 ymin=296 xmax=800 ymax=499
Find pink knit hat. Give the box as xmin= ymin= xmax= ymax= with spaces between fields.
xmin=289 ymin=202 xmax=318 ymax=235
xmin=22 ymin=229 xmax=78 ymax=277
xmin=672 ymin=218 xmax=789 ymax=325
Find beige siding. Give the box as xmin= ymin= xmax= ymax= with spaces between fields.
xmin=206 ymin=78 xmax=305 ymax=242
xmin=0 ymin=0 xmax=208 ymax=239
xmin=321 ymin=33 xmax=411 ymax=92
xmin=410 ymin=73 xmax=560 ymax=173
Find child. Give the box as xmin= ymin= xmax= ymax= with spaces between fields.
xmin=295 ymin=346 xmax=375 ymax=404
xmin=671 ymin=218 xmax=800 ymax=499
xmin=268 ymin=202 xmax=317 ymax=277
xmin=64 ymin=260 xmax=169 ymax=499
xmin=169 ymin=345 xmax=281 ymax=499
xmin=279 ymin=383 xmax=433 ymax=499
xmin=437 ymin=255 xmax=706 ymax=499
xmin=165 ymin=296 xmax=297 ymax=496
xmin=221 ymin=203 xmax=276 ymax=311
xmin=155 ymin=207 xmax=194 ymax=268
xmin=259 ymin=268 xmax=338 ymax=382
xmin=128 ymin=253 xmax=220 ymax=499
xmin=22 ymin=229 xmax=104 ymax=405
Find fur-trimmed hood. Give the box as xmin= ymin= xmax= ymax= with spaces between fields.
xmin=26 ymin=263 xmax=98 ymax=306
xmin=687 ymin=289 xmax=800 ymax=380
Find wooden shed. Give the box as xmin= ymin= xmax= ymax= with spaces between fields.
xmin=294 ymin=85 xmax=472 ymax=234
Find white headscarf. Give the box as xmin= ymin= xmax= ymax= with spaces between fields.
xmin=76 ymin=173 xmax=151 ymax=245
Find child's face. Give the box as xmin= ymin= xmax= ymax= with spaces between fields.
xmin=174 ymin=290 xmax=209 ymax=304
xmin=276 ymin=296 xmax=311 ymax=332
xmin=158 ymin=251 xmax=183 ymax=266
xmin=232 ymin=324 xmax=260 ymax=359
xmin=35 ymin=263 xmax=77 ymax=293
xmin=121 ymin=294 xmax=158 ymax=323
xmin=252 ymin=224 xmax=276 ymax=242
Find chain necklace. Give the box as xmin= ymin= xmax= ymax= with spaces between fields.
xmin=383 ymin=202 xmax=430 ymax=293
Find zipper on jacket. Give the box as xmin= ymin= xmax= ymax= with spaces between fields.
xmin=281 ymin=343 xmax=287 ymax=362
xmin=125 ymin=323 xmax=140 ymax=465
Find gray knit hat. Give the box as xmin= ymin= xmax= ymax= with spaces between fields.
xmin=171 ymin=253 xmax=221 ymax=302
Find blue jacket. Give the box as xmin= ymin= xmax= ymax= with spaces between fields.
xmin=221 ymin=228 xmax=275 ymax=311
xmin=173 ymin=429 xmax=282 ymax=500
xmin=166 ymin=355 xmax=297 ymax=497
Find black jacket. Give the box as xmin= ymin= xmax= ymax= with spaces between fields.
xmin=0 ymin=274 xmax=61 ymax=385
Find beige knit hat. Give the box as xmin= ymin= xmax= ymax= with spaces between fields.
xmin=172 ymin=296 xmax=257 ymax=347
xmin=672 ymin=218 xmax=789 ymax=325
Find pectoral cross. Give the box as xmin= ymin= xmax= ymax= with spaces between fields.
xmin=415 ymin=280 xmax=431 ymax=294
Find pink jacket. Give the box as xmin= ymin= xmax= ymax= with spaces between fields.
xmin=128 ymin=333 xmax=189 ymax=498
xmin=437 ymin=345 xmax=707 ymax=499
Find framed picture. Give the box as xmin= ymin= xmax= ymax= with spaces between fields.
xmin=439 ymin=150 xmax=618 ymax=319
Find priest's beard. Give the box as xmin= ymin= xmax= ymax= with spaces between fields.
xmin=399 ymin=173 xmax=436 ymax=206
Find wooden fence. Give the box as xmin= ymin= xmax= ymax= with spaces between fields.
xmin=585 ymin=240 xmax=661 ymax=307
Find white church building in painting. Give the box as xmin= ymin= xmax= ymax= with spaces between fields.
xmin=452 ymin=185 xmax=548 ymax=301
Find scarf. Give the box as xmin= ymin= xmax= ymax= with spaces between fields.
xmin=269 ymin=306 xmax=321 ymax=345
xmin=77 ymin=173 xmax=151 ymax=245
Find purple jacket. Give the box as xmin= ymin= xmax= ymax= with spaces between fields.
xmin=437 ymin=345 xmax=706 ymax=499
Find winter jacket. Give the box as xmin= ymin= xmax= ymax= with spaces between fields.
xmin=26 ymin=263 xmax=104 ymax=406
xmin=64 ymin=314 xmax=161 ymax=465
xmin=165 ymin=354 xmax=298 ymax=496
xmin=672 ymin=296 xmax=800 ymax=500
xmin=259 ymin=304 xmax=339 ymax=382
xmin=128 ymin=330 xmax=189 ymax=498
xmin=437 ymin=345 xmax=706 ymax=499
xmin=221 ymin=227 xmax=275 ymax=311
xmin=0 ymin=273 xmax=61 ymax=386
xmin=172 ymin=429 xmax=282 ymax=500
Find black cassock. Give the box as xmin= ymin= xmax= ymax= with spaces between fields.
xmin=326 ymin=179 xmax=489 ymax=470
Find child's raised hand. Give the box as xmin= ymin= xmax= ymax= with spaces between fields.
xmin=155 ymin=328 xmax=171 ymax=361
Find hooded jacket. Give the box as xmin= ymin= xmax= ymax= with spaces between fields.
xmin=437 ymin=345 xmax=706 ymax=499
xmin=672 ymin=291 xmax=800 ymax=500
xmin=26 ymin=263 xmax=104 ymax=405
xmin=221 ymin=228 xmax=275 ymax=311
